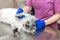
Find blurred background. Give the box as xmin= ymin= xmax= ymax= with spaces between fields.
xmin=0 ymin=0 xmax=60 ymax=40
xmin=0 ymin=0 xmax=26 ymax=8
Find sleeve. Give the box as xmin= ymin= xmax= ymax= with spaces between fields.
xmin=54 ymin=0 xmax=60 ymax=13
xmin=26 ymin=0 xmax=33 ymax=7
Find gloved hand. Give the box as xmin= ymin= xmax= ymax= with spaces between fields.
xmin=16 ymin=8 xmax=24 ymax=14
xmin=36 ymin=19 xmax=46 ymax=29
xmin=15 ymin=8 xmax=26 ymax=19
xmin=35 ymin=19 xmax=46 ymax=36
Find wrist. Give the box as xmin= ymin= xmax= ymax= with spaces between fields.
xmin=22 ymin=8 xmax=27 ymax=13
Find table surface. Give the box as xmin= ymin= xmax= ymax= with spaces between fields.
xmin=0 ymin=22 xmax=60 ymax=40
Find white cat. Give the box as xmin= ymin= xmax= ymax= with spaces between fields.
xmin=0 ymin=8 xmax=36 ymax=37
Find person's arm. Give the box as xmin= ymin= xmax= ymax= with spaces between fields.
xmin=15 ymin=6 xmax=32 ymax=19
xmin=15 ymin=6 xmax=32 ymax=16
xmin=16 ymin=0 xmax=33 ymax=19
xmin=24 ymin=0 xmax=33 ymax=13
xmin=23 ymin=6 xmax=32 ymax=13
xmin=45 ymin=0 xmax=60 ymax=25
xmin=35 ymin=13 xmax=60 ymax=35
xmin=45 ymin=13 xmax=60 ymax=25
xmin=16 ymin=0 xmax=33 ymax=14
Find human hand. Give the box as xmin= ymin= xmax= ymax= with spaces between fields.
xmin=34 ymin=19 xmax=46 ymax=35
xmin=15 ymin=8 xmax=26 ymax=19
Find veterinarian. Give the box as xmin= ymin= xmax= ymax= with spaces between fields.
xmin=16 ymin=0 xmax=60 ymax=40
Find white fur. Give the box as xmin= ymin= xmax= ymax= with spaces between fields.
xmin=0 ymin=8 xmax=36 ymax=33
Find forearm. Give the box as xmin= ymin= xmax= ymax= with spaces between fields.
xmin=45 ymin=13 xmax=60 ymax=25
xmin=23 ymin=6 xmax=32 ymax=13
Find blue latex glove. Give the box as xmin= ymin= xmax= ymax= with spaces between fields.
xmin=36 ymin=19 xmax=46 ymax=29
xmin=16 ymin=8 xmax=23 ymax=14
xmin=16 ymin=8 xmax=26 ymax=19
xmin=35 ymin=19 xmax=46 ymax=36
